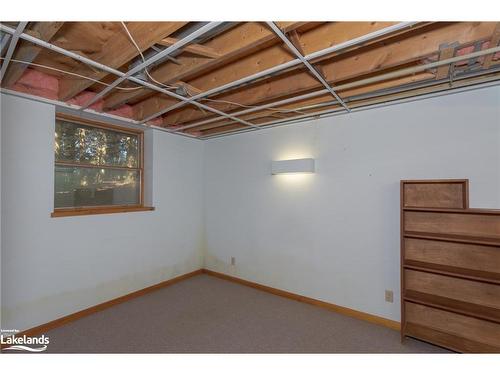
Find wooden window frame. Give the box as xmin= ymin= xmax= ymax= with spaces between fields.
xmin=51 ymin=113 xmax=154 ymax=217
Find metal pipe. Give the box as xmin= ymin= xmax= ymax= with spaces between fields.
xmin=176 ymin=88 xmax=329 ymax=131
xmin=218 ymin=67 xmax=500 ymax=129
xmin=176 ymin=45 xmax=500 ymax=132
xmin=202 ymin=71 xmax=500 ymax=139
xmin=141 ymin=22 xmax=419 ymax=122
xmin=234 ymin=75 xmax=498 ymax=133
xmin=330 ymin=45 xmax=500 ymax=92
xmin=266 ymin=21 xmax=350 ymax=112
xmin=0 ymin=23 xmax=257 ymax=130
xmin=203 ymin=78 xmax=500 ymax=139
xmin=0 ymin=22 xmax=28 ymax=80
xmin=4 ymin=22 xmax=497 ymax=139
xmin=81 ymin=22 xmax=223 ymax=109
xmin=184 ymin=45 xmax=500 ymax=133
xmin=195 ymin=100 xmax=337 ymax=129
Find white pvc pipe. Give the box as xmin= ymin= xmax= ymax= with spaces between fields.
xmin=202 ymin=73 xmax=500 ymax=139
xmin=3 ymin=22 xmax=497 ymax=138
xmin=330 ymin=45 xmax=500 ymax=91
xmin=182 ymin=45 xmax=500 ymax=132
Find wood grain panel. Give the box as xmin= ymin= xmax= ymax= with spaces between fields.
xmin=404 ymin=211 xmax=500 ymax=238
xmin=403 ymin=181 xmax=467 ymax=208
xmin=405 ymin=302 xmax=500 ymax=349
xmin=405 ymin=322 xmax=499 ymax=353
xmin=405 ymin=269 xmax=500 ymax=310
xmin=404 ymin=238 xmax=500 ymax=274
xmin=401 ymin=179 xmax=500 ymax=352
xmin=405 ymin=290 xmax=500 ymax=322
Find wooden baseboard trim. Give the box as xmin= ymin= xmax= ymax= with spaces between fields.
xmin=2 ymin=267 xmax=399 ymax=351
xmin=202 ymin=269 xmax=400 ymax=331
xmin=2 ymin=269 xmax=203 ymax=347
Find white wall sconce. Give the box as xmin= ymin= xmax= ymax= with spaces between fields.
xmin=271 ymin=158 xmax=315 ymax=175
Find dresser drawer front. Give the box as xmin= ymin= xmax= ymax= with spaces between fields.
xmin=405 ymin=302 xmax=500 ymax=351
xmin=404 ymin=211 xmax=500 ymax=238
xmin=403 ymin=182 xmax=467 ymax=209
xmin=404 ymin=238 xmax=500 ymax=274
xmin=405 ymin=269 xmax=500 ymax=310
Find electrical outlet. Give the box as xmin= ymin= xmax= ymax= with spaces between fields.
xmin=385 ymin=290 xmax=394 ymax=303
xmin=230 ymin=257 xmax=236 ymax=266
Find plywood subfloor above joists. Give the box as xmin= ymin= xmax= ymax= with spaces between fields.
xmin=1 ymin=21 xmax=499 ymax=138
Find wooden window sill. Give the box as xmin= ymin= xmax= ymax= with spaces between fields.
xmin=51 ymin=206 xmax=155 ymax=218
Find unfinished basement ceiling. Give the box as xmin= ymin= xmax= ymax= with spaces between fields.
xmin=1 ymin=21 xmax=499 ymax=138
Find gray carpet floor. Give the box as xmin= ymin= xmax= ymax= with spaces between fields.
xmin=40 ymin=274 xmax=448 ymax=353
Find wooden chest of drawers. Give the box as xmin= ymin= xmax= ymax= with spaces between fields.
xmin=401 ymin=179 xmax=500 ymax=352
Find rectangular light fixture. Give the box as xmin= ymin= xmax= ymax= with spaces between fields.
xmin=271 ymin=158 xmax=315 ymax=175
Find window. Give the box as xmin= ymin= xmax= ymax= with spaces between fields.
xmin=52 ymin=114 xmax=152 ymax=217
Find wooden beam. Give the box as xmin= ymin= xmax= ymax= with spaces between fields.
xmin=175 ymin=81 xmax=203 ymax=95
xmin=287 ymin=28 xmax=333 ymax=88
xmin=58 ymin=22 xmax=187 ymax=101
xmin=132 ymin=21 xmax=402 ymax=122
xmin=103 ymin=22 xmax=310 ymax=110
xmin=2 ymin=22 xmax=64 ymax=87
xmin=186 ymin=72 xmax=435 ymax=132
xmin=483 ymin=23 xmax=500 ymax=69
xmin=158 ymin=22 xmax=497 ymax=126
xmin=199 ymin=71 xmax=500 ymax=137
xmin=435 ymin=44 xmax=456 ymax=80
xmin=157 ymin=37 xmax=222 ymax=58
xmin=287 ymin=30 xmax=306 ymax=55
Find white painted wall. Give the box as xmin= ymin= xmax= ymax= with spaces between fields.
xmin=204 ymin=86 xmax=500 ymax=322
xmin=1 ymin=86 xmax=499 ymax=331
xmin=1 ymin=94 xmax=205 ymax=331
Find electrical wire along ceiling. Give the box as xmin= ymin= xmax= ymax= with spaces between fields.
xmin=1 ymin=21 xmax=499 ymax=138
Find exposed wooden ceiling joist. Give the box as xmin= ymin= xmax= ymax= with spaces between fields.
xmin=157 ymin=37 xmax=222 ymax=58
xmin=103 ymin=21 xmax=309 ymax=110
xmin=435 ymin=44 xmax=456 ymax=80
xmin=2 ymin=22 xmax=64 ymax=87
xmin=182 ymin=73 xmax=436 ymax=133
xmin=1 ymin=21 xmax=499 ymax=138
xmin=483 ymin=23 xmax=500 ymax=69
xmin=132 ymin=21 xmax=404 ymax=122
xmin=196 ymin=73 xmax=438 ymax=132
xmin=0 ymin=22 xmax=28 ymax=80
xmin=57 ymin=22 xmax=188 ymax=101
xmin=157 ymin=22 xmax=497 ymax=127
xmin=199 ymin=70 xmax=500 ymax=138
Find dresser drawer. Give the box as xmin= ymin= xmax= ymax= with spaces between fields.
xmin=405 ymin=302 xmax=500 ymax=352
xmin=404 ymin=211 xmax=500 ymax=238
xmin=405 ymin=269 xmax=500 ymax=310
xmin=404 ymin=238 xmax=500 ymax=275
xmin=402 ymin=181 xmax=467 ymax=209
